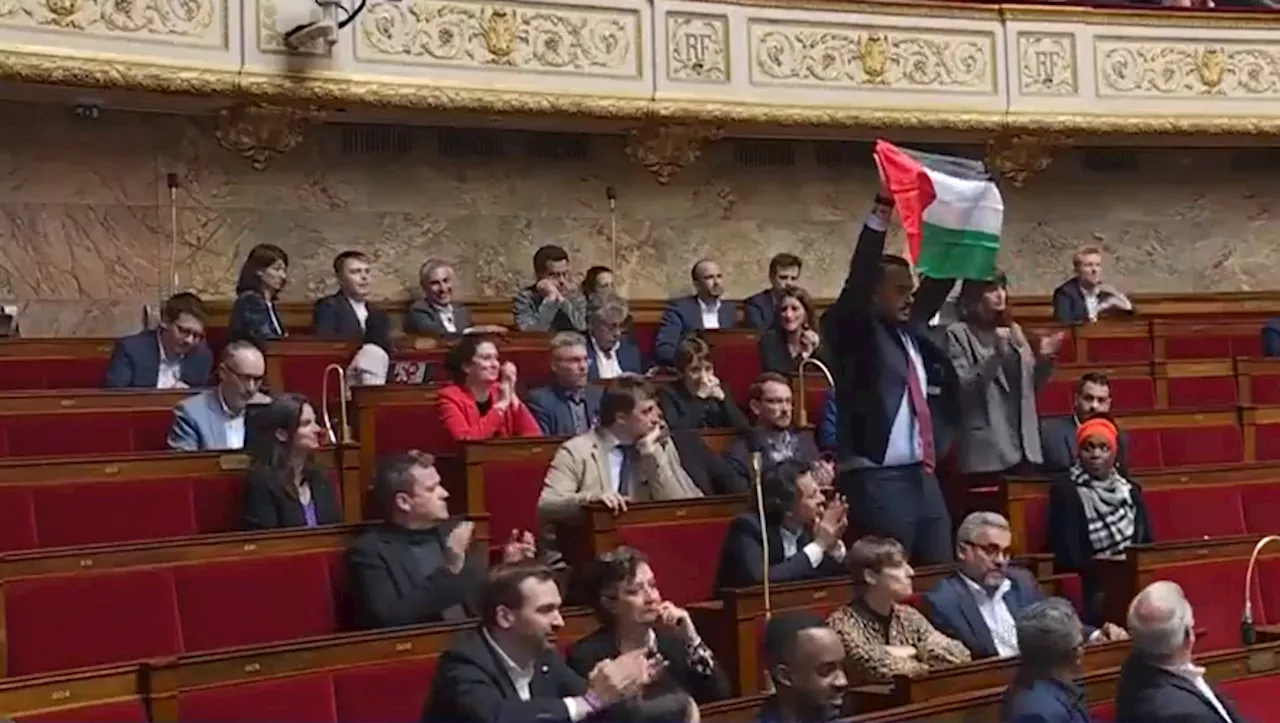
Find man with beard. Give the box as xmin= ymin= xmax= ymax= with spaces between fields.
xmin=757 ymin=612 xmax=849 ymax=723
xmin=724 ymin=372 xmax=831 ymax=493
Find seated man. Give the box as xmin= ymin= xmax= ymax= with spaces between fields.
xmin=422 ymin=561 xmax=679 ymax=723
xmin=1040 ymin=372 xmax=1130 ymax=474
xmin=1000 ymin=598 xmax=1091 ymax=723
xmin=743 ymin=253 xmax=802 ymax=330
xmin=347 ymin=451 xmax=537 ymax=629
xmin=1051 ymin=246 xmax=1135 ymax=325
xmin=167 ymin=340 xmax=269 ymax=451
xmin=512 ymin=245 xmax=587 ymax=333
xmin=403 ymin=259 xmax=491 ymax=337
xmin=923 ymin=512 xmax=1125 ymax=660
xmin=725 ymin=372 xmax=828 ymax=492
xmin=653 ymin=259 xmax=737 ymax=367
xmin=1116 ymin=581 xmax=1245 ymax=723
xmin=312 ymin=250 xmax=392 ymax=351
xmin=538 ymin=375 xmax=704 ymax=525
xmin=715 ymin=459 xmax=848 ymax=590
xmin=586 ymin=296 xmax=645 ymax=381
xmin=756 ymin=612 xmax=848 ymax=723
xmin=105 ymin=292 xmax=213 ymax=389
xmin=527 ymin=332 xmax=603 ymax=437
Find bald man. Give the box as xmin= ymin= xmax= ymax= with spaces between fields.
xmin=168 ymin=341 xmax=271 ymax=451
xmin=1115 ymin=581 xmax=1245 ymax=723
xmin=653 ymin=259 xmax=738 ymax=367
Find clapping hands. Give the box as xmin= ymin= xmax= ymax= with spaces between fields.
xmin=500 ymin=529 xmax=538 ymax=564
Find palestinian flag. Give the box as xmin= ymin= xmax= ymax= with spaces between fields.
xmin=873 ymin=140 xmax=1004 ymax=281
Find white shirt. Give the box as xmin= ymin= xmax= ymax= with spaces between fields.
xmin=218 ymin=390 xmax=246 ymax=451
xmin=1161 ymin=662 xmax=1235 ymax=723
xmin=779 ymin=525 xmax=847 ymax=568
xmin=481 ymin=628 xmax=590 ymax=721
xmin=960 ymin=575 xmax=1020 ymax=658
xmin=698 ymin=298 xmax=722 ymax=330
xmin=156 ymin=336 xmax=183 ymax=390
xmin=436 ymin=304 xmax=457 ymax=334
xmin=874 ymin=331 xmax=928 ymax=467
xmin=600 ymin=430 xmax=626 ymax=493
xmin=1083 ymin=287 xmax=1100 ymax=322
xmin=593 ymin=341 xmax=623 ymax=380
xmin=348 ymin=297 xmax=369 ymax=330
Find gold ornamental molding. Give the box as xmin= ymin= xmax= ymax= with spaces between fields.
xmin=985 ymin=132 xmax=1069 ymax=188
xmin=214 ymin=103 xmax=324 ymax=170
xmin=625 ymin=123 xmax=722 ymax=184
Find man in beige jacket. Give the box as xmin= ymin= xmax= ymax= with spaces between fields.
xmin=538 ymin=374 xmax=705 ymax=524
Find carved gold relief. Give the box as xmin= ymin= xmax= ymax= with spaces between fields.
xmin=624 ymin=124 xmax=721 ymax=184
xmin=666 ymin=13 xmax=728 ymax=84
xmin=985 ymin=133 xmax=1069 ymax=188
xmin=357 ymin=0 xmax=638 ymax=77
xmin=750 ymin=22 xmax=994 ymax=92
xmin=214 ymin=103 xmax=322 ymax=171
xmin=1098 ymin=40 xmax=1280 ymax=97
xmin=0 ymin=0 xmax=217 ymax=42
xmin=1017 ymin=32 xmax=1077 ymax=96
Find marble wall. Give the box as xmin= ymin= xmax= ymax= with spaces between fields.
xmin=2 ymin=102 xmax=1279 ymax=336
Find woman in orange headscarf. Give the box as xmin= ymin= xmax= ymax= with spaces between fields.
xmin=1047 ymin=414 xmax=1154 ymax=624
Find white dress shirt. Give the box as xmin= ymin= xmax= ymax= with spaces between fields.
xmin=481 ymin=629 xmax=591 ymax=721
xmin=348 ymin=297 xmax=369 ymax=330
xmin=218 ymin=390 xmax=247 ymax=450
xmin=1162 ymin=662 xmax=1235 ymax=723
xmin=156 ymin=337 xmax=183 ymax=390
xmin=779 ymin=525 xmax=847 ymax=568
xmin=436 ymin=304 xmax=457 ymax=334
xmin=594 ymin=342 xmax=623 ymax=379
xmin=961 ymin=575 xmax=1020 ymax=658
xmin=869 ymin=331 xmax=927 ymax=468
xmin=599 ymin=430 xmax=627 ymax=493
xmin=1083 ymin=288 xmax=1100 ymax=322
xmin=698 ymin=298 xmax=722 ymax=330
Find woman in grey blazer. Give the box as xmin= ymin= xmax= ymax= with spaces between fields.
xmin=944 ymin=273 xmax=1066 ymax=476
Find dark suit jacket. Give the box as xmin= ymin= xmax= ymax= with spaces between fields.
xmin=653 ymin=296 xmax=738 ymax=367
xmin=723 ymin=429 xmax=821 ymax=493
xmin=241 ymin=464 xmax=342 ymax=530
xmin=757 ymin=328 xmax=831 ymax=376
xmin=819 ymin=219 xmax=959 ymax=466
xmin=670 ymin=428 xmax=742 ymax=496
xmin=715 ymin=513 xmax=847 ymax=590
xmin=586 ymin=336 xmax=645 ymax=381
xmin=229 ymin=289 xmax=286 ymax=345
xmin=565 ymin=627 xmax=731 ymax=704
xmin=312 ymin=292 xmax=392 ymax=351
xmin=658 ymin=383 xmax=750 ymax=432
xmin=422 ymin=628 xmax=587 ymax=723
xmin=1001 ymin=678 xmax=1092 ymax=723
xmin=743 ymin=289 xmax=777 ymax=330
xmin=1115 ymin=655 xmax=1246 ymax=723
xmin=525 ymin=385 xmax=603 ymax=437
xmin=103 ymin=330 xmax=213 ymax=389
xmin=1051 ymin=278 xmax=1136 ymax=325
xmin=346 ymin=519 xmax=483 ymax=630
xmin=817 ymin=390 xmax=837 ymax=452
xmin=1039 ymin=415 xmax=1130 ymax=476
xmin=1263 ymin=319 xmax=1280 ymax=358
xmin=403 ymin=300 xmax=474 ymax=337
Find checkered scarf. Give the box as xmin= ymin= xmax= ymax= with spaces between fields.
xmin=1070 ymin=463 xmax=1137 ymax=556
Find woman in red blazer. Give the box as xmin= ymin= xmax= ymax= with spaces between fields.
xmin=438 ymin=336 xmax=542 ymax=442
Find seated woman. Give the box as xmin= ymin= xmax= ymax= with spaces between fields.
xmin=826 ymin=536 xmax=970 ymax=685
xmin=241 ymin=393 xmax=341 ymax=530
xmin=1047 ymin=414 xmax=1153 ymax=625
xmin=1001 ymin=598 xmax=1092 ymax=723
xmin=568 ymin=546 xmax=730 ymax=705
xmin=228 ymin=243 xmax=289 ymax=345
xmin=757 ymin=287 xmax=828 ymax=375
xmin=658 ymin=336 xmax=750 ymax=431
xmin=715 ymin=459 xmax=849 ymax=590
xmin=437 ymin=336 xmax=541 ymax=442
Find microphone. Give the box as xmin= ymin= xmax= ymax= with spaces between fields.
xmin=606 ymin=186 xmax=618 ymax=270
xmin=751 ymin=447 xmax=771 ymax=622
xmin=1242 ymin=535 xmax=1280 ymax=646
xmin=606 ymin=185 xmax=617 ymax=207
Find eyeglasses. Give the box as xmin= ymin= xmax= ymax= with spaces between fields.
xmin=223 ymin=366 xmax=265 ymax=386
xmin=961 ymin=540 xmax=1010 ymax=559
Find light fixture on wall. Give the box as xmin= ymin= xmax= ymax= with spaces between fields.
xmin=283 ymin=0 xmax=367 ymax=51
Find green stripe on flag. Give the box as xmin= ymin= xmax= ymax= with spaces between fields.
xmin=916 ymin=222 xmax=1001 ymax=281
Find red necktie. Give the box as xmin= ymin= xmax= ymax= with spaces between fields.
xmin=903 ymin=349 xmax=936 ymax=474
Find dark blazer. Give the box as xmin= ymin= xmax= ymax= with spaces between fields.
xmin=241 ymin=464 xmax=342 ymax=530
xmin=525 ymin=385 xmax=603 ymax=437
xmin=658 ymin=383 xmax=750 ymax=432
xmin=228 ymin=289 xmax=286 ymax=345
xmin=723 ymin=429 xmax=821 ymax=493
xmin=1115 ymin=655 xmax=1246 ymax=723
xmin=757 ymin=328 xmax=831 ymax=376
xmin=1263 ymin=319 xmax=1280 ymax=358
xmin=312 ymin=292 xmax=392 ymax=351
xmin=1051 ymin=278 xmax=1136 ymax=325
xmin=819 ymin=219 xmax=959 ymax=466
xmin=422 ymin=628 xmax=587 ymax=723
xmin=1039 ymin=415 xmax=1130 ymax=476
xmin=743 ymin=289 xmax=777 ymax=330
xmin=1001 ymin=678 xmax=1092 ymax=723
xmin=715 ymin=513 xmax=847 ymax=590
xmin=653 ymin=296 xmax=738 ymax=367
xmin=670 ymin=429 xmax=742 ymax=496
xmin=586 ymin=336 xmax=645 ymax=381
xmin=817 ymin=390 xmax=837 ymax=452
xmin=346 ymin=519 xmax=483 ymax=630
xmin=923 ymin=568 xmax=1095 ymax=660
xmin=565 ymin=627 xmax=731 ymax=704
xmin=403 ymin=299 xmax=474 ymax=337
xmin=103 ymin=330 xmax=213 ymax=389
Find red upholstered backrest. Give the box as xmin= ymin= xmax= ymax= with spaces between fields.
xmin=279 ymin=355 xmax=340 ymax=405
xmin=0 ymin=358 xmax=112 ymax=390
xmin=29 ymin=479 xmax=198 ymax=548
xmin=0 ymin=486 xmax=38 ymax=552
xmin=1084 ymin=336 xmax=1152 ymax=364
xmin=482 ymin=457 xmax=548 ymax=544
xmin=616 ymin=518 xmax=733 ymax=605
xmin=1124 ymin=428 xmax=1164 ymax=471
xmin=4 ymin=568 xmax=183 ymax=676
xmin=1021 ymin=494 xmax=1049 ymax=555
xmin=1090 ymin=700 xmax=1116 ymax=723
xmin=1252 ymin=423 xmax=1280 ymax=463
xmin=1163 ymin=334 xmax=1234 ymax=360
xmin=16 ymin=698 xmax=150 ymax=723
xmin=1252 ymin=558 xmax=1280 ymax=628
xmin=1036 ymin=379 xmax=1074 ymax=417
xmin=374 ymin=402 xmax=450 ymax=457
xmin=191 ymin=473 xmax=251 ymax=533
xmin=0 ymin=410 xmax=175 ymax=458
xmin=177 ymin=671 xmax=339 ymax=723
xmin=709 ymin=337 xmax=762 ymax=403
xmin=332 ymin=657 xmax=440 ymax=723
xmin=173 ymin=551 xmax=339 ymax=653
xmin=502 ymin=347 xmax=554 ymax=388
xmin=1241 ymin=483 xmax=1280 ymax=535
xmin=1142 ymin=486 xmax=1246 ymax=542
xmin=632 ymin=326 xmax=658 ymax=361
xmin=1218 ymin=673 xmax=1279 ymax=723
xmin=1107 ymin=377 xmax=1157 ymax=413
xmin=1167 ymin=376 xmax=1238 ymax=409
xmin=1159 ymin=559 xmax=1260 ymax=652
xmin=1158 ymin=425 xmax=1242 ymax=467
xmin=1248 ymin=373 xmax=1280 ymax=407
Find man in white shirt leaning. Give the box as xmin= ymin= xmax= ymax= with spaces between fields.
xmin=167 ymin=341 xmax=270 ymax=452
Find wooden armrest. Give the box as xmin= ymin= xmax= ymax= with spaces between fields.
xmin=1252 ymin=624 xmax=1280 ymax=644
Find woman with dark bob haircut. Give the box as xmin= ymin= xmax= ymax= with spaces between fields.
xmin=436 ymin=335 xmax=540 ymax=442
xmin=241 ymin=393 xmax=341 ymax=530
xmin=229 ymin=243 xmax=290 ymax=345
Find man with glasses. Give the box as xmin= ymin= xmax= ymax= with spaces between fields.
xmin=167 ymin=340 xmax=270 ymax=451
xmin=921 ymin=512 xmax=1126 ymax=660
xmin=104 ymin=292 xmax=213 ymax=389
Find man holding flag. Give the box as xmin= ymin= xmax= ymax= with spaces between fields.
xmin=822 ymin=140 xmax=1005 ymax=565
